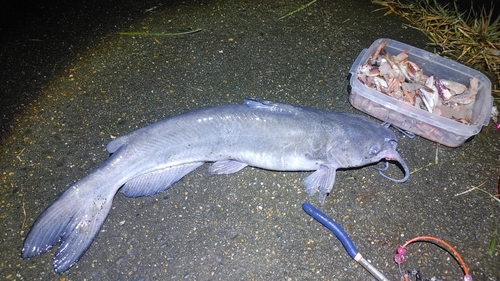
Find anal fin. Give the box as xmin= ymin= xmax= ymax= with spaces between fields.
xmin=122 ymin=162 xmax=203 ymax=197
xmin=208 ymin=160 xmax=248 ymax=175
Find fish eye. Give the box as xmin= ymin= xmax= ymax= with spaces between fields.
xmin=369 ymin=145 xmax=380 ymax=155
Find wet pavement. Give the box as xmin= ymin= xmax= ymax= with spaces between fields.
xmin=1 ymin=0 xmax=499 ymax=280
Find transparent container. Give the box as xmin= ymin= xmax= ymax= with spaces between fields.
xmin=349 ymin=38 xmax=493 ymax=147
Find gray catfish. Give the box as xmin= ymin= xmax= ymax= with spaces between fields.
xmin=22 ymin=98 xmax=409 ymax=273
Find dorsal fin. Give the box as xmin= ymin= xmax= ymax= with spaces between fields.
xmin=244 ymin=98 xmax=302 ymax=114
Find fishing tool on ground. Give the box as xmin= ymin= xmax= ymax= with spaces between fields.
xmin=302 ymin=202 xmax=472 ymax=281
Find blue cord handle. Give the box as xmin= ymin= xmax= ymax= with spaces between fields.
xmin=302 ymin=202 xmax=359 ymax=259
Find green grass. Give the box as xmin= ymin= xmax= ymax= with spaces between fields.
xmin=373 ymin=0 xmax=500 ymax=98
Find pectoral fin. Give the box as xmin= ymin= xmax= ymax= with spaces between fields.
xmin=121 ymin=162 xmax=204 ymax=197
xmin=304 ymin=165 xmax=337 ymax=205
xmin=208 ymin=160 xmax=248 ymax=175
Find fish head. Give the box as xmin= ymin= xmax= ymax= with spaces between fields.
xmin=327 ymin=115 xmax=409 ymax=182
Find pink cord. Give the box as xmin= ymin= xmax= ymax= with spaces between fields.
xmin=394 ymin=235 xmax=471 ymax=280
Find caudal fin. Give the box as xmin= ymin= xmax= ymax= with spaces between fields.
xmin=22 ymin=183 xmax=114 ymax=273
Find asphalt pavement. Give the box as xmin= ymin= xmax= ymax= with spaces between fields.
xmin=1 ymin=0 xmax=499 ymax=280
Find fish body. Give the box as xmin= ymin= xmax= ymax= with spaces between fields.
xmin=22 ymin=98 xmax=409 ymax=273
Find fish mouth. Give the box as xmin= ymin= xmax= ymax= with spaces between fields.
xmin=374 ymin=152 xmax=410 ymax=183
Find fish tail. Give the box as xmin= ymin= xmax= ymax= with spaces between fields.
xmin=22 ymin=177 xmax=116 ymax=273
